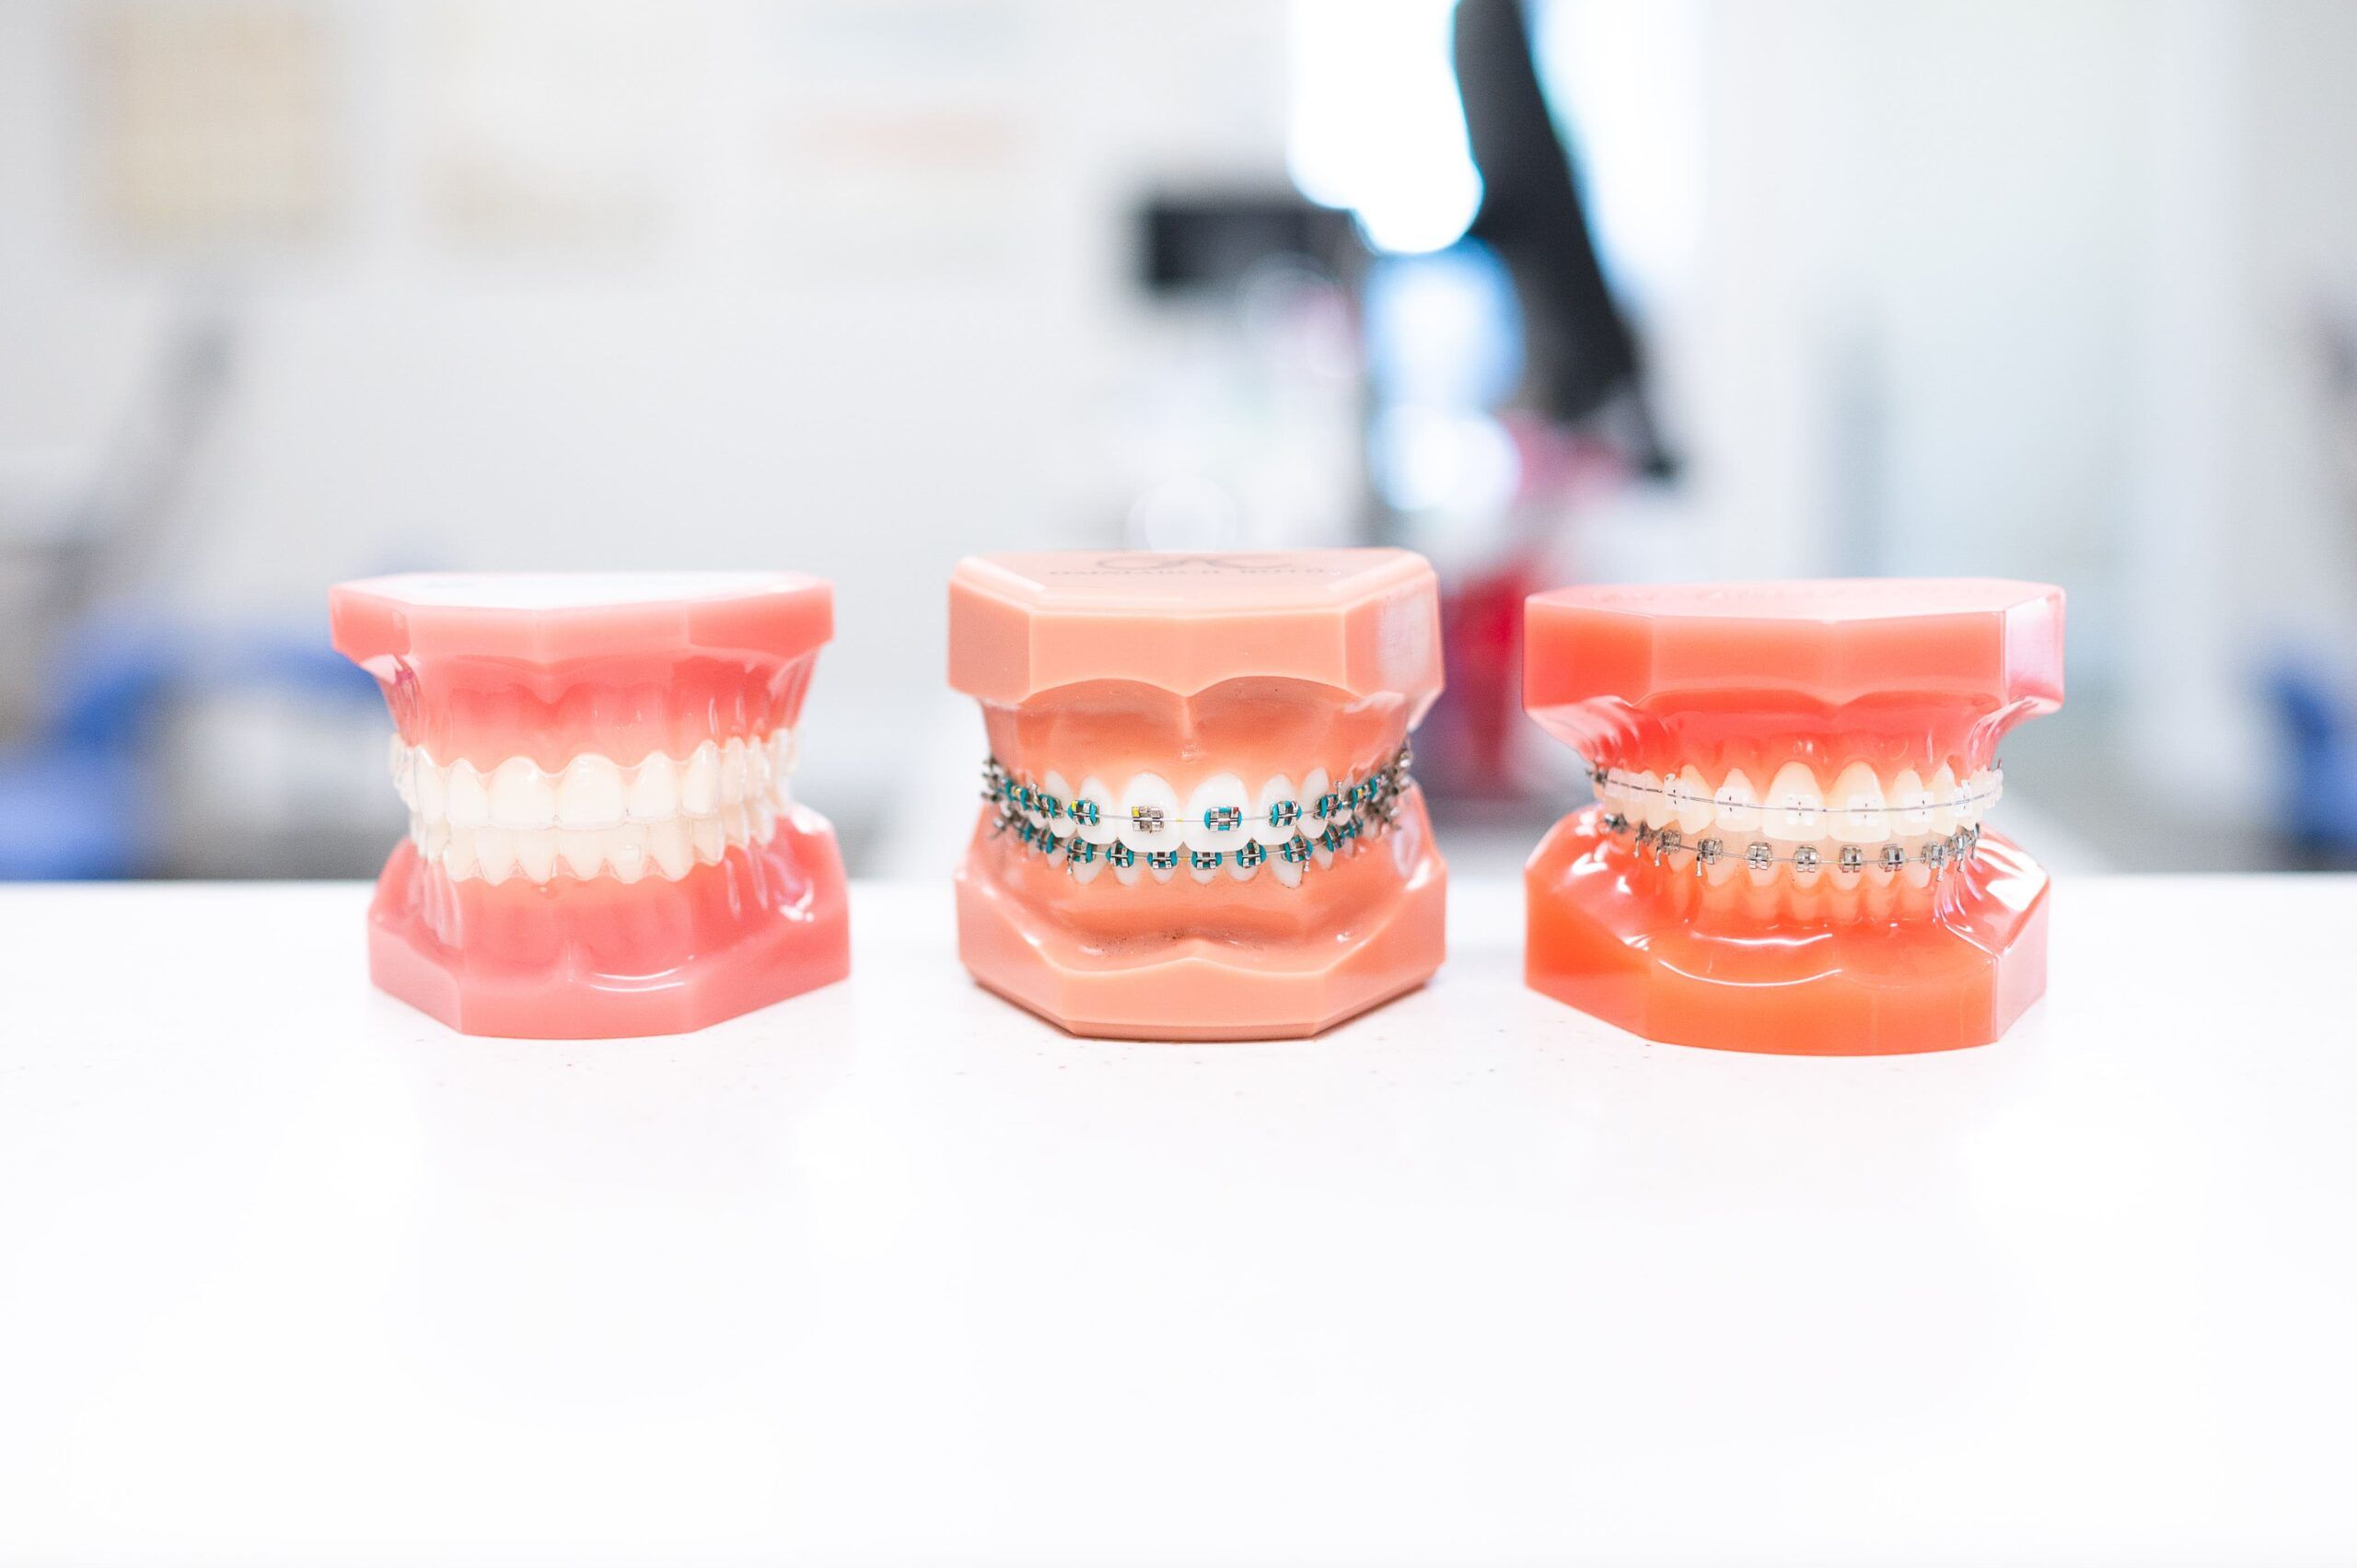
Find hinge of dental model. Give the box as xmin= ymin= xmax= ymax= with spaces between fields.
xmin=979 ymin=743 xmax=1415 ymax=880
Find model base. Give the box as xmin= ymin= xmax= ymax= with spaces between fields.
xmin=1525 ymin=807 xmax=2048 ymax=1056
xmin=955 ymin=815 xmax=1446 ymax=1042
xmin=366 ymin=808 xmax=850 ymax=1039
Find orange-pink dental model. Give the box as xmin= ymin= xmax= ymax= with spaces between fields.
xmin=949 ymin=551 xmax=1448 ymax=1040
xmin=1523 ymin=578 xmax=2065 ymax=1056
xmin=331 ymin=573 xmax=850 ymax=1038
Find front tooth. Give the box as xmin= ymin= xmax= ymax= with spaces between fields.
xmin=1671 ymin=766 xmax=1714 ymax=836
xmin=1271 ymin=856 xmax=1303 ymax=889
xmin=1302 ymin=768 xmax=1335 ymax=831
xmin=1041 ymin=770 xmax=1074 ymax=830
xmin=1829 ymin=762 xmax=1889 ymax=843
xmin=1762 ymin=763 xmax=1824 ymax=842
xmin=1112 ymin=856 xmax=1142 ymax=888
xmin=691 ymin=814 xmax=725 ymax=864
xmin=1891 ymin=768 xmax=1934 ymax=835
xmin=1928 ymin=764 xmax=1960 ymax=834
xmin=1226 ymin=854 xmax=1260 ymax=883
xmin=555 ymin=829 xmax=606 ymax=880
xmin=627 ymin=752 xmax=678 ymax=821
xmin=413 ymin=752 xmax=447 ymax=819
xmin=681 ymin=742 xmax=721 ymax=817
xmin=515 ymin=829 xmax=557 ymax=884
xmin=1074 ymin=775 xmax=1118 ymax=845
xmin=557 ymin=754 xmax=624 ymax=830
xmin=445 ymin=761 xmax=490 ymax=829
xmin=1626 ymin=770 xmax=1666 ymax=829
xmin=488 ymin=758 xmax=552 ymax=830
xmin=721 ymin=799 xmax=751 ymax=847
xmin=442 ymin=825 xmax=479 ymax=879
xmin=607 ymin=824 xmax=649 ymax=884
xmin=1185 ymin=773 xmax=1250 ymax=850
xmin=1148 ymin=853 xmax=1178 ymax=885
xmin=649 ymin=818 xmax=695 ymax=880
xmin=473 ymin=826 xmax=518 ymax=884
xmin=1713 ymin=770 xmax=1761 ymax=832
xmin=418 ymin=818 xmax=449 ymax=864
xmin=749 ymin=798 xmax=776 ymax=843
xmin=1069 ymin=853 xmax=1104 ymax=885
xmin=1253 ymin=774 xmax=1299 ymax=845
xmin=1120 ymin=773 xmax=1180 ymax=850
xmin=1190 ymin=852 xmax=1220 ymax=885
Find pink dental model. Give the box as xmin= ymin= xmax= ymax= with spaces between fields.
xmin=1524 ymin=578 xmax=2065 ymax=1055
xmin=950 ymin=551 xmax=1448 ymax=1040
xmin=330 ymin=573 xmax=850 ymax=1038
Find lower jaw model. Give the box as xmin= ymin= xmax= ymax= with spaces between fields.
xmin=1523 ymin=579 xmax=2067 ymax=1056
xmin=331 ymin=573 xmax=850 ymax=1039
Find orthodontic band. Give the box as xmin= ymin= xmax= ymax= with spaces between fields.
xmin=980 ymin=744 xmax=1415 ymax=878
xmin=1597 ymin=811 xmax=1986 ymax=876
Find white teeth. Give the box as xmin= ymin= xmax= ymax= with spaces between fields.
xmin=414 ymin=753 xmax=447 ymax=819
xmin=719 ymin=738 xmax=749 ymax=806
xmin=1190 ymin=855 xmax=1219 ymax=885
xmin=1185 ymin=773 xmax=1250 ymax=849
xmin=1928 ymin=764 xmax=1960 ymax=834
xmin=1829 ymin=762 xmax=1889 ymax=844
xmin=1671 ymin=765 xmax=1715 ymax=837
xmin=1253 ymin=774 xmax=1298 ymax=845
xmin=1891 ymin=768 xmax=1933 ymax=835
xmin=1074 ymin=776 xmax=1118 ymax=845
xmin=1120 ymin=773 xmax=1180 ymax=850
xmin=557 ymin=754 xmax=624 ymax=830
xmin=649 ymin=818 xmax=695 ymax=880
xmin=443 ymin=825 xmax=479 ymax=879
xmin=1627 ymin=770 xmax=1666 ymax=829
xmin=515 ymin=828 xmax=557 ymax=884
xmin=1069 ymin=854 xmax=1103 ymax=885
xmin=1042 ymin=771 xmax=1074 ymax=830
xmin=1302 ymin=768 xmax=1334 ymax=830
xmin=768 ymin=731 xmax=796 ymax=798
xmin=627 ymin=751 xmax=677 ymax=821
xmin=608 ymin=824 xmax=649 ymax=885
xmin=1226 ymin=854 xmax=1260 ymax=883
xmin=691 ymin=814 xmax=725 ymax=864
xmin=473 ymin=825 xmax=517 ymax=885
xmin=389 ymin=736 xmax=415 ymax=807
xmin=681 ymin=743 xmax=721 ymax=817
xmin=1713 ymin=770 xmax=1761 ymax=832
xmin=1959 ymin=769 xmax=1996 ymax=826
xmin=1148 ymin=854 xmax=1178 ymax=885
xmin=556 ymin=829 xmax=606 ymax=881
xmin=488 ymin=757 xmax=551 ymax=830
xmin=1112 ymin=856 xmax=1142 ymax=887
xmin=1762 ymin=763 xmax=1824 ymax=842
xmin=1271 ymin=857 xmax=1303 ymax=889
xmin=445 ymin=762 xmax=490 ymax=829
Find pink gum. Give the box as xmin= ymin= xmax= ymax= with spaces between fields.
xmin=366 ymin=812 xmax=849 ymax=1038
xmin=1534 ymin=692 xmax=2041 ymax=780
xmin=980 ymin=679 xmax=1411 ymax=786
xmin=369 ymin=652 xmax=819 ymax=772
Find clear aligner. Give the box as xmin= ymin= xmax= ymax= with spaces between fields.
xmin=982 ymin=743 xmax=1415 ymax=886
xmin=389 ymin=729 xmax=799 ymax=885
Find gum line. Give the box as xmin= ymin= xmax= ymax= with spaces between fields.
xmin=1590 ymin=760 xmax=2002 ymax=843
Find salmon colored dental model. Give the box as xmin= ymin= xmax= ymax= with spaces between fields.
xmin=330 ymin=573 xmax=850 ymax=1038
xmin=1523 ymin=579 xmax=2065 ymax=1056
xmin=950 ymin=551 xmax=1448 ymax=1040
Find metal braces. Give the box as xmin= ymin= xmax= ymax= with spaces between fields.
xmin=1597 ymin=811 xmax=1984 ymax=876
xmin=1589 ymin=762 xmax=2002 ymax=827
xmin=980 ymin=744 xmax=1415 ymax=880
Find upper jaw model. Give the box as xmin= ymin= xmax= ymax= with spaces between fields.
xmin=330 ymin=572 xmax=850 ymax=1039
xmin=949 ymin=550 xmax=1449 ymax=1041
xmin=1523 ymin=579 xmax=2065 ymax=1056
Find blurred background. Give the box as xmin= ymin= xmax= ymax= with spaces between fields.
xmin=5 ymin=0 xmax=2357 ymax=884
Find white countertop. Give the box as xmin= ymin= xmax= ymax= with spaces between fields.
xmin=3 ymin=876 xmax=2352 ymax=1567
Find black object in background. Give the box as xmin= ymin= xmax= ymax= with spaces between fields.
xmin=1138 ymin=193 xmax=1355 ymax=296
xmin=1454 ymin=0 xmax=1674 ymax=477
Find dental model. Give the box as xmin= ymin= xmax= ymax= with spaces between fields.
xmin=330 ymin=573 xmax=849 ymax=1038
xmin=1523 ymin=579 xmax=2064 ymax=1055
xmin=950 ymin=550 xmax=1447 ymax=1040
